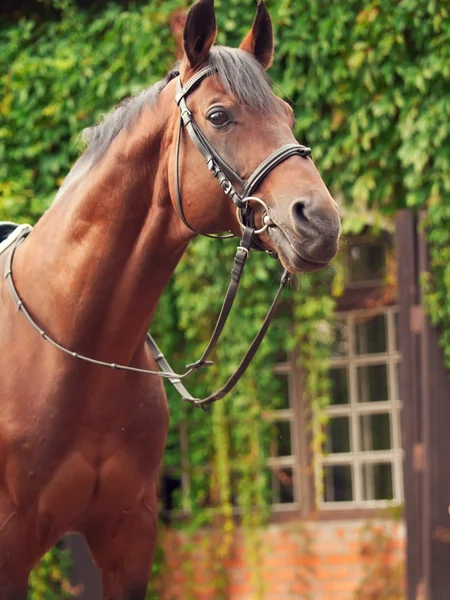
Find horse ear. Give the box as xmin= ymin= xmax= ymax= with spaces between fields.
xmin=183 ymin=0 xmax=217 ymax=69
xmin=239 ymin=0 xmax=274 ymax=70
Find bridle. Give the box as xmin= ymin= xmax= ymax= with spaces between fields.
xmin=4 ymin=66 xmax=312 ymax=411
xmin=173 ymin=66 xmax=311 ymax=246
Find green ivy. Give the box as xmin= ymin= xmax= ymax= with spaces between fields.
xmin=29 ymin=546 xmax=75 ymax=599
xmin=2 ymin=0 xmax=450 ymax=597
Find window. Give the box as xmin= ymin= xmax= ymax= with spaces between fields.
xmin=160 ymin=350 xmax=305 ymax=517
xmin=160 ymin=308 xmax=402 ymax=517
xmin=160 ymin=234 xmax=401 ymax=518
xmin=262 ymin=358 xmax=303 ymax=511
xmin=346 ymin=237 xmax=388 ymax=288
xmin=318 ymin=307 xmax=403 ymax=508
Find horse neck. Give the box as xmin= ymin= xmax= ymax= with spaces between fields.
xmin=13 ymin=102 xmax=191 ymax=364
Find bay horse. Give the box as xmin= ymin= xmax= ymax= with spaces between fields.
xmin=0 ymin=0 xmax=340 ymax=598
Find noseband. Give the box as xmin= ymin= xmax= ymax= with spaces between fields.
xmin=4 ymin=66 xmax=313 ymax=411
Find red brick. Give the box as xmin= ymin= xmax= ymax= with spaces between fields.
xmin=159 ymin=520 xmax=405 ymax=599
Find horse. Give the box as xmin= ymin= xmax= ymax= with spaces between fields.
xmin=0 ymin=0 xmax=341 ymax=597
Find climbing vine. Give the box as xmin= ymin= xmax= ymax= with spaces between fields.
xmin=1 ymin=0 xmax=450 ymax=597
xmin=353 ymin=508 xmax=405 ymax=600
xmin=29 ymin=545 xmax=77 ymax=599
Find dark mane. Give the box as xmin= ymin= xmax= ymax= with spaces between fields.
xmin=208 ymin=46 xmax=276 ymax=112
xmin=81 ymin=46 xmax=276 ymax=163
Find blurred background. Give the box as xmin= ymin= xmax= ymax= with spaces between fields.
xmin=1 ymin=0 xmax=450 ymax=598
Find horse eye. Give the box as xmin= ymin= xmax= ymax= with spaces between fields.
xmin=208 ymin=110 xmax=230 ymax=128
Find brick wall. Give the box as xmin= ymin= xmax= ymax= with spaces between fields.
xmin=158 ymin=519 xmax=405 ymax=600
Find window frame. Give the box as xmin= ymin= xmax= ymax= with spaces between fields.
xmin=316 ymin=305 xmax=404 ymax=511
xmin=262 ymin=354 xmax=311 ymax=515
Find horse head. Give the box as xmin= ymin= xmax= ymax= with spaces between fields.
xmin=167 ymin=0 xmax=341 ymax=273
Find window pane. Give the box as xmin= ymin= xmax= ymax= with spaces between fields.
xmin=355 ymin=314 xmax=386 ymax=355
xmin=326 ymin=416 xmax=351 ymax=454
xmin=360 ymin=413 xmax=391 ymax=451
xmin=272 ymin=467 xmax=295 ymax=504
xmin=273 ymin=373 xmax=290 ymax=410
xmin=362 ymin=462 xmax=393 ymax=500
xmin=357 ymin=364 xmax=389 ymax=403
xmin=271 ymin=420 xmax=292 ymax=457
xmin=160 ymin=471 xmax=183 ymax=513
xmin=271 ymin=468 xmax=280 ymax=503
xmin=330 ymin=368 xmax=349 ymax=405
xmin=348 ymin=243 xmax=386 ymax=283
xmin=324 ymin=465 xmax=353 ymax=502
xmin=331 ymin=320 xmax=348 ymax=357
xmin=398 ymin=409 xmax=403 ymax=449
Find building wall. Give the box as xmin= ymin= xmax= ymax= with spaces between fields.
xmin=158 ymin=519 xmax=405 ymax=600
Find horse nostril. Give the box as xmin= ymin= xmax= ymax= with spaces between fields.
xmin=292 ymin=200 xmax=308 ymax=226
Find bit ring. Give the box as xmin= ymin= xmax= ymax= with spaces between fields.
xmin=236 ymin=196 xmax=272 ymax=235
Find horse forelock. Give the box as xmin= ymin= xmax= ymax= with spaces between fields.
xmin=209 ymin=46 xmax=276 ymax=113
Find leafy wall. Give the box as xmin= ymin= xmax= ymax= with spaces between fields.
xmin=1 ymin=0 xmax=449 ymax=596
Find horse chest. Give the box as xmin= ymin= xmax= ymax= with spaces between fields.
xmin=1 ymin=356 xmax=168 ymax=520
xmin=38 ymin=447 xmax=149 ymax=522
xmin=0 ymin=265 xmax=169 ymax=539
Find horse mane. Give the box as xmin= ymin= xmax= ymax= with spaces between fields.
xmin=80 ymin=72 xmax=179 ymax=162
xmin=53 ymin=46 xmax=276 ymax=203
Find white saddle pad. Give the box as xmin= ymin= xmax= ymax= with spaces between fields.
xmin=0 ymin=224 xmax=33 ymax=256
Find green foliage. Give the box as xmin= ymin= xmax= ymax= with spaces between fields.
xmin=0 ymin=0 xmax=181 ymax=220
xmin=29 ymin=546 xmax=76 ymax=599
xmin=2 ymin=0 xmax=450 ymax=597
xmin=293 ymin=270 xmax=336 ymax=466
xmin=267 ymin=0 xmax=450 ymax=211
xmin=423 ymin=205 xmax=450 ymax=367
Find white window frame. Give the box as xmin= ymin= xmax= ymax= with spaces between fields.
xmin=317 ymin=306 xmax=403 ymax=510
xmin=263 ymin=360 xmax=304 ymax=512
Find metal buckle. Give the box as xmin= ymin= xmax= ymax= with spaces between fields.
xmin=236 ymin=245 xmax=249 ymax=257
xmin=221 ymin=180 xmax=233 ymax=195
xmin=180 ymin=108 xmax=192 ymax=124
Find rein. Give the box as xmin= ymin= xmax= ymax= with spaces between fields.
xmin=4 ymin=66 xmax=312 ymax=411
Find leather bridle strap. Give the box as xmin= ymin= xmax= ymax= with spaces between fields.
xmin=147 ymin=268 xmax=290 ymax=410
xmin=174 ymin=67 xmax=243 ymax=240
xmin=243 ymin=143 xmax=311 ymax=197
xmin=4 ymin=224 xmax=261 ymax=384
xmin=153 ymin=67 xmax=315 ymax=406
xmin=185 ymin=225 xmax=254 ymax=372
xmin=174 ymin=66 xmax=312 ymax=241
xmin=4 ymin=227 xmax=288 ymax=412
xmin=174 ymin=113 xmax=236 ymax=239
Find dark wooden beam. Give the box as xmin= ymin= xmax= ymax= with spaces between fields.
xmin=418 ymin=216 xmax=450 ymax=599
xmin=395 ymin=210 xmax=423 ymax=599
